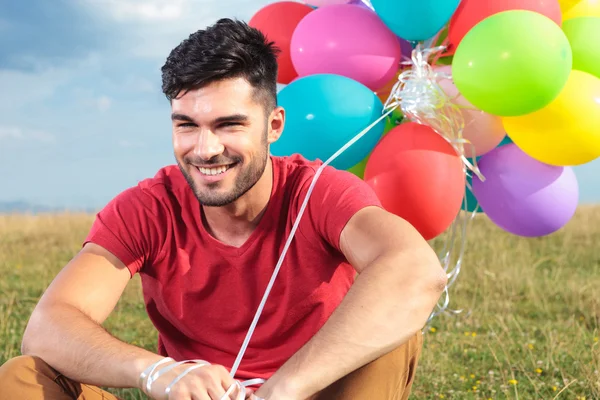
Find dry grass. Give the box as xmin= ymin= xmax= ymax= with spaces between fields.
xmin=1 ymin=208 xmax=598 ymax=399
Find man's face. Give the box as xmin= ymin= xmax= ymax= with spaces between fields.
xmin=171 ymin=77 xmax=283 ymax=207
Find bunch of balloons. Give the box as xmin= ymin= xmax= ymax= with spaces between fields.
xmin=249 ymin=0 xmax=600 ymax=239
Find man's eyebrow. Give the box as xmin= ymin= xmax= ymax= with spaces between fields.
xmin=213 ymin=114 xmax=249 ymax=124
xmin=171 ymin=113 xmax=194 ymax=122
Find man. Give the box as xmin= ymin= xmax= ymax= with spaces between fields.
xmin=0 ymin=18 xmax=446 ymax=400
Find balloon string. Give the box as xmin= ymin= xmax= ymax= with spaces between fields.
xmin=229 ymin=108 xmax=395 ymax=380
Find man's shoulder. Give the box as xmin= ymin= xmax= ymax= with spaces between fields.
xmin=107 ymin=165 xmax=187 ymax=212
xmin=272 ymin=154 xmax=364 ymax=188
xmin=137 ymin=164 xmax=186 ymax=194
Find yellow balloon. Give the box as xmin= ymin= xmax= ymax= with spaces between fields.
xmin=559 ymin=0 xmax=584 ymax=14
xmin=502 ymin=70 xmax=600 ymax=166
xmin=563 ymin=0 xmax=600 ymax=19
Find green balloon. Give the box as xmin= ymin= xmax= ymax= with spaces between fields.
xmin=347 ymin=154 xmax=369 ymax=179
xmin=347 ymin=113 xmax=402 ymax=179
xmin=452 ymin=10 xmax=572 ymax=117
xmin=563 ymin=17 xmax=600 ymax=80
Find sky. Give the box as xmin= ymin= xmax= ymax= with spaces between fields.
xmin=0 ymin=0 xmax=598 ymax=209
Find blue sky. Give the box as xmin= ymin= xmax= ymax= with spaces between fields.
xmin=0 ymin=0 xmax=598 ymax=209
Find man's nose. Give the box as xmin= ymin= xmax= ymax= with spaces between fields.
xmin=193 ymin=129 xmax=224 ymax=161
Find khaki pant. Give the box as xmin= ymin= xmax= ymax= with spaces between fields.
xmin=0 ymin=332 xmax=422 ymax=400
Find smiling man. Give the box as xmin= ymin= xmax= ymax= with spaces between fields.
xmin=0 ymin=18 xmax=446 ymax=400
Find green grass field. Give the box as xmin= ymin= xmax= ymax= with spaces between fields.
xmin=1 ymin=208 xmax=598 ymax=399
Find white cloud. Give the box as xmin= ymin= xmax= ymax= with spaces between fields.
xmin=97 ymin=95 xmax=112 ymax=111
xmin=0 ymin=52 xmax=103 ymax=112
xmin=84 ymin=0 xmax=187 ymax=22
xmin=80 ymin=0 xmax=275 ymax=59
xmin=0 ymin=126 xmax=55 ymax=143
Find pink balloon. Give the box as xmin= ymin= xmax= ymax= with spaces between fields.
xmin=290 ymin=4 xmax=401 ymax=91
xmin=306 ymin=0 xmax=350 ymax=6
xmin=435 ymin=65 xmax=506 ymax=157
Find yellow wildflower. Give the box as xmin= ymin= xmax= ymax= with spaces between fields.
xmin=470 ymin=374 xmax=475 ymax=379
xmin=536 ymin=368 xmax=543 ymax=374
xmin=528 ymin=343 xmax=534 ymax=350
xmin=471 ymin=332 xmax=477 ymax=337
xmin=552 ymin=386 xmax=557 ymax=391
xmin=472 ymin=386 xmax=478 ymax=391
xmin=594 ymin=337 xmax=599 ymax=343
xmin=429 ymin=327 xmax=437 ymax=333
xmin=508 ymin=379 xmax=518 ymax=385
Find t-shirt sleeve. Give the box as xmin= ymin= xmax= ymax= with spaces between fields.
xmin=83 ymin=185 xmax=167 ymax=277
xmin=298 ymin=165 xmax=383 ymax=253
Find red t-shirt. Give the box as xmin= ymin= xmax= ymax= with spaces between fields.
xmin=84 ymin=154 xmax=382 ymax=382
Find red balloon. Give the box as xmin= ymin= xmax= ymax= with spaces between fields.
xmin=249 ymin=2 xmax=313 ymax=84
xmin=364 ymin=122 xmax=465 ymax=240
xmin=447 ymin=0 xmax=562 ymax=53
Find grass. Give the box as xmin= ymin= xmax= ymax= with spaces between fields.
xmin=0 ymin=207 xmax=599 ymax=399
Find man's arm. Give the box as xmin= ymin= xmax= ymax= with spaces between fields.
xmin=255 ymin=206 xmax=447 ymax=399
xmin=21 ymin=243 xmax=165 ymax=389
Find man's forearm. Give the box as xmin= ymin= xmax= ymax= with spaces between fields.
xmin=258 ymin=250 xmax=446 ymax=399
xmin=22 ymin=302 xmax=164 ymax=389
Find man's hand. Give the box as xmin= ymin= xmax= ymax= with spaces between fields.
xmin=143 ymin=361 xmax=258 ymax=400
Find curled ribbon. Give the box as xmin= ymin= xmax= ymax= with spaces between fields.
xmin=222 ymin=40 xmax=483 ymax=396
xmin=381 ymin=42 xmax=486 ymax=325
xmin=383 ymin=43 xmax=485 ymax=183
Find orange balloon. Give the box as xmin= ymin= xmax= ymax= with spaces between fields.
xmin=375 ymin=70 xmax=401 ymax=103
xmin=364 ymin=122 xmax=465 ymax=240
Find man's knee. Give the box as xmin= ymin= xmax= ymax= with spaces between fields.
xmin=313 ymin=331 xmax=424 ymax=400
xmin=0 ymin=355 xmax=40 ymax=378
xmin=0 ymin=355 xmax=47 ymax=393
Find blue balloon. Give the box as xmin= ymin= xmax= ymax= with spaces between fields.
xmin=272 ymin=73 xmax=385 ymax=170
xmin=463 ymin=173 xmax=483 ymax=213
xmin=462 ymin=156 xmax=483 ymax=213
xmin=498 ymin=135 xmax=513 ymax=147
xmin=370 ymin=0 xmax=461 ymax=42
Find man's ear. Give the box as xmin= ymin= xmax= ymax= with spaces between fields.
xmin=267 ymin=106 xmax=285 ymax=144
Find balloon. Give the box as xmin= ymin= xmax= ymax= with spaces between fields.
xmin=346 ymin=114 xmax=399 ymax=179
xmin=461 ymin=170 xmax=482 ymax=213
xmin=563 ymin=0 xmax=600 ymax=19
xmin=452 ymin=10 xmax=572 ymax=117
xmin=305 ymin=0 xmax=350 ymax=6
xmin=498 ymin=135 xmax=513 ymax=147
xmin=370 ymin=0 xmax=461 ymax=41
xmin=249 ymin=2 xmax=313 ymax=84
xmin=562 ymin=17 xmax=600 ymax=79
xmin=347 ymin=155 xmax=370 ymax=179
xmin=273 ymin=74 xmax=385 ymax=170
xmin=290 ymin=4 xmax=401 ymax=91
xmin=472 ymin=144 xmax=579 ymax=237
xmin=502 ymin=70 xmax=600 ymax=166
xmin=364 ymin=122 xmax=465 ymax=240
xmin=435 ymin=65 xmax=506 ymax=156
xmin=448 ymin=0 xmax=562 ymax=51
xmin=559 ymin=0 xmax=584 ymax=13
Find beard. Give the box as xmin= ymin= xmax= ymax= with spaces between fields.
xmin=177 ymin=131 xmax=269 ymax=207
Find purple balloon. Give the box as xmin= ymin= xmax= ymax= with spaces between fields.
xmin=472 ymin=144 xmax=579 ymax=237
xmin=348 ymin=0 xmax=413 ymax=60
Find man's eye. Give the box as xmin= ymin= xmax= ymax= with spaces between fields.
xmin=178 ymin=123 xmax=196 ymax=128
xmin=220 ymin=122 xmax=240 ymax=128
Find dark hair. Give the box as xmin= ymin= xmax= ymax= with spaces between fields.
xmin=161 ymin=18 xmax=280 ymax=112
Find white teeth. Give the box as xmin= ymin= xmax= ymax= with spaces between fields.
xmin=198 ymin=165 xmax=229 ymax=176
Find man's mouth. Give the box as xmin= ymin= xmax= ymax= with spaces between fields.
xmin=196 ymin=163 xmax=235 ymax=176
